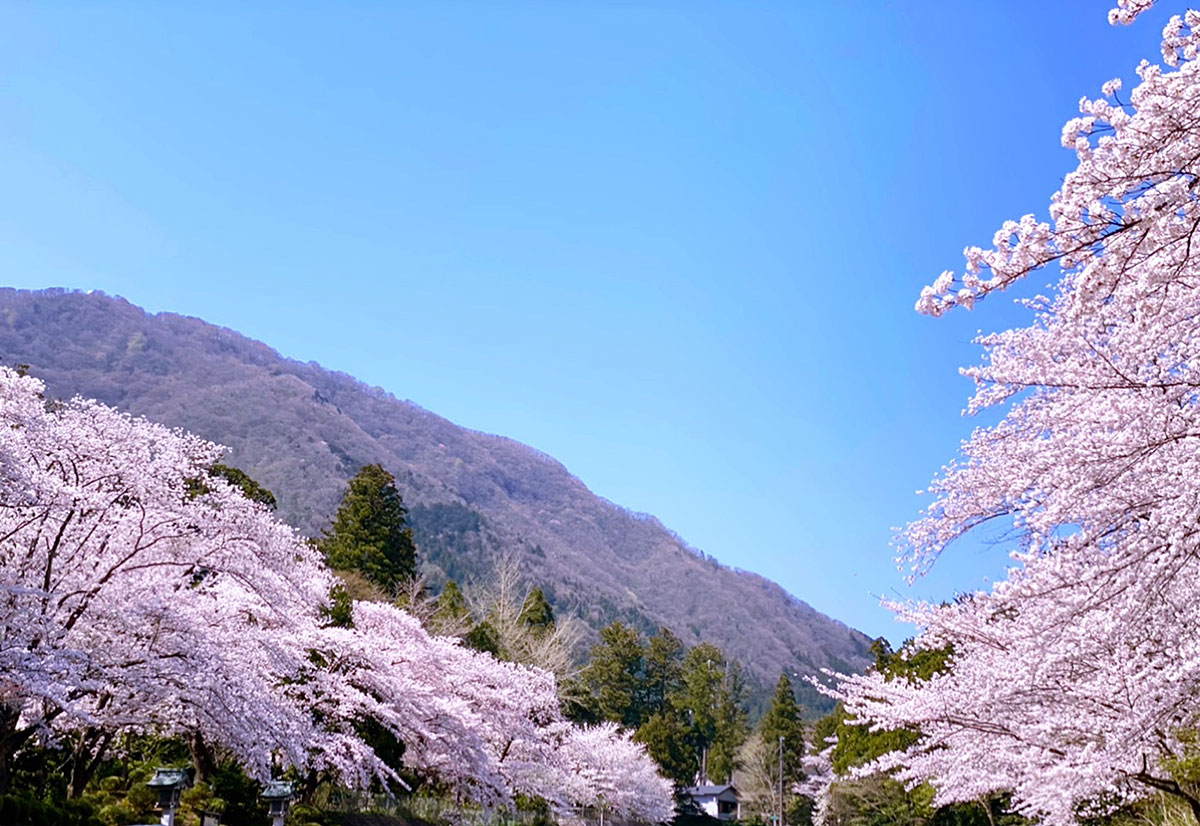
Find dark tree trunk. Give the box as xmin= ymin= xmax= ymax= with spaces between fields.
xmin=189 ymin=730 xmax=218 ymax=785
xmin=66 ymin=753 xmax=88 ymax=800
xmin=66 ymin=728 xmax=113 ymax=799
xmin=0 ymin=701 xmax=23 ymax=796
xmin=1134 ymin=765 xmax=1200 ymax=826
xmin=1186 ymin=793 xmax=1200 ymax=826
xmin=979 ymin=797 xmax=997 ymax=826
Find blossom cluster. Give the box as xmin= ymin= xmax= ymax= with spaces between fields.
xmin=835 ymin=5 xmax=1200 ymax=825
xmin=0 ymin=368 xmax=672 ymax=821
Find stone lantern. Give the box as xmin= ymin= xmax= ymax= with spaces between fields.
xmin=147 ymin=767 xmax=191 ymax=826
xmin=261 ymin=780 xmax=295 ymax=826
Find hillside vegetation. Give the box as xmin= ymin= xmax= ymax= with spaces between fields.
xmin=0 ymin=288 xmax=872 ymax=709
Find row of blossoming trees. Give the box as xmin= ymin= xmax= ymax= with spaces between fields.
xmin=0 ymin=367 xmax=673 ymax=822
xmin=818 ymin=3 xmax=1200 ymax=826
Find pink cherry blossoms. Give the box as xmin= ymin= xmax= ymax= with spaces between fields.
xmin=0 ymin=368 xmax=672 ymax=821
xmin=835 ymin=4 xmax=1200 ymax=826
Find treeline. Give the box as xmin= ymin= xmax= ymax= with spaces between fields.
xmin=318 ymin=464 xmax=825 ymax=824
xmin=5 ymin=455 xmax=823 ymax=826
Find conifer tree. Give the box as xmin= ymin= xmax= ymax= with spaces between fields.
xmin=674 ymin=643 xmax=747 ymax=784
xmin=635 ymin=709 xmax=697 ymax=788
xmin=319 ymin=463 xmax=416 ymax=592
xmin=758 ymin=673 xmax=805 ymax=791
xmin=707 ymin=660 xmax=748 ymax=785
xmin=435 ymin=580 xmax=469 ymax=624
xmin=641 ymin=628 xmax=684 ymax=718
xmin=518 ymin=586 xmax=555 ymax=632
xmin=579 ymin=621 xmax=645 ymax=728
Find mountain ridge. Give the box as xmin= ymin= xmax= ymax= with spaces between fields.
xmin=0 ymin=287 xmax=873 ymax=711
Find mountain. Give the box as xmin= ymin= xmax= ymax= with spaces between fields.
xmin=0 ymin=288 xmax=873 ymax=711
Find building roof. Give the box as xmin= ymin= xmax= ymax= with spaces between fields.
xmin=685 ymin=784 xmax=738 ymax=798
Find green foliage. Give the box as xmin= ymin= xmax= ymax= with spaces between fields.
xmin=642 ymin=628 xmax=684 ymax=718
xmin=513 ymin=792 xmax=557 ymax=826
xmin=351 ymin=718 xmax=412 ymax=799
xmin=43 ymin=735 xmax=270 ymax=826
xmin=435 ymin=580 xmax=469 ymax=623
xmin=705 ymin=664 xmax=748 ymax=784
xmin=1160 ymin=728 xmax=1200 ymax=785
xmin=825 ymin=640 xmax=950 ymax=775
xmin=320 ymin=464 xmax=417 ymax=592
xmin=826 ymin=703 xmax=918 ymax=777
xmin=286 ymin=801 xmax=332 ymax=826
xmin=180 ymin=782 xmax=220 ymax=823
xmin=464 ymin=620 xmax=501 ymax=655
xmin=635 ymin=710 xmax=697 ymax=787
xmin=579 ymin=621 xmax=646 ymax=728
xmin=518 ymin=587 xmax=555 ymax=631
xmin=822 ymin=781 xmax=1017 ymax=826
xmin=185 ymin=463 xmax=278 ymax=510
xmin=408 ymin=503 xmax=495 ymax=589
xmin=869 ymin=638 xmax=952 ymax=683
xmin=811 ymin=641 xmax=1011 ymax=826
xmin=577 ymin=623 xmax=689 ymax=731
xmin=675 ymin=643 xmax=748 ymax=784
xmin=789 ymin=793 xmax=814 ymax=826
xmin=74 ymin=737 xmax=187 ymax=826
xmin=210 ymin=463 xmax=278 ymax=509
xmin=821 ymin=773 xmax=936 ymax=826
xmin=575 ymin=622 xmax=748 ymax=786
xmin=324 ymin=583 xmax=356 ymax=628
xmin=86 ymin=766 xmax=174 ymax=826
xmin=758 ymin=673 xmax=806 ymax=786
xmin=0 ymin=793 xmax=102 ymax=826
xmin=202 ymin=761 xmax=271 ymax=826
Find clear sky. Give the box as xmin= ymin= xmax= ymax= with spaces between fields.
xmin=0 ymin=1 xmax=1179 ymax=641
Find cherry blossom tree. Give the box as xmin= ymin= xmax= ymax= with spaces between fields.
xmin=0 ymin=366 xmax=345 ymax=792
xmin=527 ymin=721 xmax=675 ymax=824
xmin=323 ymin=600 xmax=674 ymax=820
xmin=0 ymin=367 xmax=673 ymax=821
xmin=833 ymin=4 xmax=1200 ymax=825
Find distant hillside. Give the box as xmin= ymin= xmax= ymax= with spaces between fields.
xmin=0 ymin=288 xmax=873 ymax=712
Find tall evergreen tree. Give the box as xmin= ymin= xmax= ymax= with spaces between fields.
xmin=518 ymin=586 xmax=555 ymax=632
xmin=579 ymin=621 xmax=645 ymax=728
xmin=640 ymin=627 xmax=684 ymax=718
xmin=708 ymin=660 xmax=748 ymax=784
xmin=435 ymin=580 xmax=469 ymax=624
xmin=319 ymin=463 xmax=416 ymax=591
xmin=673 ymin=643 xmax=747 ymax=784
xmin=635 ymin=709 xmax=697 ymax=788
xmin=758 ymin=673 xmax=806 ymax=792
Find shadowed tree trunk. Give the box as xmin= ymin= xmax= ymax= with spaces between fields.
xmin=0 ymin=701 xmax=32 ymax=797
xmin=190 ymin=730 xmax=218 ymax=785
xmin=66 ymin=728 xmax=115 ymax=799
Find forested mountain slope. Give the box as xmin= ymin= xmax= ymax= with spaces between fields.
xmin=0 ymin=288 xmax=872 ymax=709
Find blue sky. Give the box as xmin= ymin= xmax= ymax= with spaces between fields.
xmin=0 ymin=1 xmax=1180 ymax=641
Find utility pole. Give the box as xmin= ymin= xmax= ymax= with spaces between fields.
xmin=779 ymin=734 xmax=785 ymax=826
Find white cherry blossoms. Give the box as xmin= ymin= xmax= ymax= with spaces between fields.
xmin=836 ymin=4 xmax=1200 ymax=826
xmin=0 ymin=368 xmax=672 ymax=822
